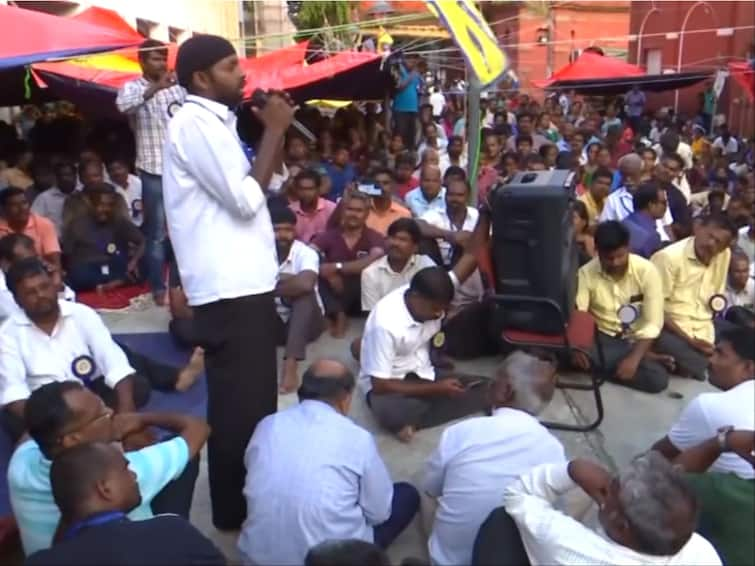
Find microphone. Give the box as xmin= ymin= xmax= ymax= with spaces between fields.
xmin=246 ymin=89 xmax=317 ymax=142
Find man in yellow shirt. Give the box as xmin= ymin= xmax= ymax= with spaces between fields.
xmin=651 ymin=214 xmax=736 ymax=381
xmin=575 ymin=221 xmax=669 ymax=393
xmin=578 ymin=167 xmax=612 ymax=227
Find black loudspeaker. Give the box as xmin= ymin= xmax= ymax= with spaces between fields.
xmin=490 ymin=170 xmax=578 ymax=335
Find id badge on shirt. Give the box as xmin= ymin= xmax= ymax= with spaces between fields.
xmin=101 ymin=264 xmax=110 ymax=276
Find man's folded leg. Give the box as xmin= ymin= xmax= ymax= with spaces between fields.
xmin=367 ymin=392 xmax=430 ymax=434
xmin=654 ymin=329 xmax=709 ymax=381
xmin=373 ymin=482 xmax=420 ymax=549
xmin=594 ymin=333 xmax=669 ymax=393
xmin=472 ymin=507 xmax=531 ymax=566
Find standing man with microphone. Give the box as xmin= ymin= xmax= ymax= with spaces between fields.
xmin=163 ymin=34 xmax=294 ymax=530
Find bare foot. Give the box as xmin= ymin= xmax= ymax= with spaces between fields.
xmin=153 ymin=291 xmax=168 ymax=307
xmin=396 ymin=425 xmax=415 ymax=443
xmin=279 ymin=358 xmax=300 ymax=394
xmin=647 ymin=352 xmax=676 ymax=373
xmin=329 ymin=313 xmax=348 ymax=338
xmin=175 ymin=347 xmax=204 ymax=392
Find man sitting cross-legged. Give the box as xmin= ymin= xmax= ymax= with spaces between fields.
xmin=423 ymin=351 xmax=567 ymax=566
xmin=651 ymin=214 xmax=736 ymax=381
xmin=62 ymin=184 xmax=145 ymax=293
xmin=0 ymin=258 xmax=203 ymax=443
xmin=239 ymin=359 xmax=419 ymax=565
xmin=311 ymin=191 xmax=384 ymax=337
xmin=358 ymin=203 xmax=489 ymax=442
xmin=271 ymin=206 xmax=326 ymax=394
xmin=8 ymin=381 xmax=209 ymax=554
xmin=25 ymin=442 xmax=225 ymax=566
xmin=574 ymin=221 xmax=670 ymax=393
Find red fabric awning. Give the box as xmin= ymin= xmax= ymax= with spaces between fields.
xmin=533 ymin=52 xmax=645 ymax=88
xmin=0 ymin=4 xmax=143 ymax=69
xmin=729 ymin=61 xmax=755 ymax=102
xmin=70 ymin=6 xmax=144 ymax=42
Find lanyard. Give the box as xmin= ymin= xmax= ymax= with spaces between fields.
xmin=63 ymin=511 xmax=127 ymax=541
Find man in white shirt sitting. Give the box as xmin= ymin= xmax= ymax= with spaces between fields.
xmin=359 ymin=208 xmax=489 ymax=442
xmin=270 ymin=206 xmax=325 ymax=394
xmin=712 ymin=124 xmax=739 ymax=158
xmin=239 ymin=359 xmax=419 ymax=565
xmin=652 ymin=326 xmax=754 ymax=481
xmin=423 ymin=351 xmax=566 ymax=566
xmin=361 ymin=218 xmax=435 ymax=311
xmin=474 ymin=452 xmax=721 ymax=565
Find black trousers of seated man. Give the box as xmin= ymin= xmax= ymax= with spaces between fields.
xmin=274 ymin=292 xmax=325 ymax=360
xmin=367 ymin=372 xmax=489 ymax=433
xmin=472 ymin=507 xmax=531 ymax=566
xmin=592 ymin=332 xmax=669 ymax=393
xmin=653 ymin=329 xmax=709 ymax=382
xmin=193 ymin=292 xmax=278 ymax=530
xmin=319 ymin=274 xmax=363 ymax=319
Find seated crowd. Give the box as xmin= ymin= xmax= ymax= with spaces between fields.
xmin=0 ymin=75 xmax=753 ymax=565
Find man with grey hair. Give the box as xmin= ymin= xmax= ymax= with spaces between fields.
xmin=422 ymin=351 xmax=566 ymax=566
xmin=239 ymin=359 xmax=419 ymax=565
xmin=474 ymin=452 xmax=721 ymax=565
xmin=599 ymin=153 xmax=673 ymax=242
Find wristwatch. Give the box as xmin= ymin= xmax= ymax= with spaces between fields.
xmin=335 ymin=262 xmax=344 ymax=272
xmin=717 ymin=425 xmax=734 ymax=452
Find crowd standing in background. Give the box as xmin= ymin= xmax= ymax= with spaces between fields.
xmin=0 ymin=39 xmax=753 ymax=565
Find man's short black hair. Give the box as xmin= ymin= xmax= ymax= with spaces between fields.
xmin=138 ymin=38 xmax=168 ymax=62
xmin=633 ymin=182 xmax=662 ymax=211
xmin=86 ymin=182 xmax=118 ymax=198
xmin=515 ymin=134 xmax=533 ymax=146
xmin=516 ymin=112 xmax=533 ymax=123
xmin=447 ymin=135 xmax=463 ymax=145
xmin=594 ymin=221 xmax=630 ymax=253
xmin=396 ymin=153 xmax=416 ymax=169
xmin=663 ymin=152 xmax=684 ymax=170
xmin=0 ymin=233 xmax=35 ymax=263
xmin=54 ymin=160 xmax=76 ymax=176
xmin=305 ymin=539 xmax=390 ymax=566
xmin=5 ymin=257 xmax=49 ymax=297
xmin=294 ymin=168 xmax=321 ymax=188
xmin=0 ymin=187 xmax=26 ymax=209
xmin=592 ymin=167 xmax=614 ymax=184
xmin=269 ymin=205 xmax=297 ymax=226
xmin=409 ymin=266 xmax=454 ymax=304
xmin=25 ymin=381 xmax=84 ymax=459
xmin=387 ymin=218 xmax=421 ymax=244
xmin=443 ymin=166 xmax=466 ymax=182
xmin=641 ymin=146 xmax=657 ymax=159
xmin=719 ymin=327 xmax=755 ymax=363
xmin=297 ymin=363 xmax=355 ymax=402
xmin=700 ymin=213 xmax=738 ymax=239
xmin=371 ymin=167 xmax=395 ymax=180
xmin=50 ymin=442 xmax=114 ymax=518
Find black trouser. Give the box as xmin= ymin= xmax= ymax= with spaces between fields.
xmin=150 ymin=455 xmax=200 ymax=518
xmin=473 ymin=507 xmax=530 ymax=566
xmin=654 ymin=329 xmax=709 ymax=381
xmin=319 ymin=275 xmax=362 ymax=318
xmin=169 ymin=317 xmax=201 ymax=350
xmin=593 ymin=332 xmax=669 ymax=393
xmin=393 ymin=110 xmax=418 ymax=149
xmin=194 ymin=292 xmax=278 ymax=530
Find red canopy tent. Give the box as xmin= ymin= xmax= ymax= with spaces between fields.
xmin=70 ymin=6 xmax=144 ymax=42
xmin=0 ymin=4 xmax=142 ymax=69
xmin=533 ymin=52 xmax=644 ymax=89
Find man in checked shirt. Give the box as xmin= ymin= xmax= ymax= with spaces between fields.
xmin=116 ymin=39 xmax=185 ymax=306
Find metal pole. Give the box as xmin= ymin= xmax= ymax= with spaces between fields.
xmin=467 ymin=72 xmax=482 ymax=205
xmin=546 ymin=2 xmax=555 ymax=78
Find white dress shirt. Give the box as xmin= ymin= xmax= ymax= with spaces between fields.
xmin=239 ymin=400 xmax=393 ymax=565
xmin=359 ymin=284 xmax=439 ymax=394
xmin=668 ymin=379 xmax=754 ymax=480
xmin=423 ymin=408 xmax=566 ymax=566
xmin=0 ymin=300 xmax=134 ymax=405
xmin=276 ymin=240 xmax=323 ymax=322
xmin=725 ymin=279 xmax=754 ymax=309
xmin=163 ymin=94 xmax=278 ymax=306
xmin=599 ymin=186 xmax=673 ymax=241
xmin=114 ymin=174 xmax=144 ymax=227
xmin=361 ymin=254 xmax=436 ymax=311
xmin=503 ymin=462 xmax=722 ymax=565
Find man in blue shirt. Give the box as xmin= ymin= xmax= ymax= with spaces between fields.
xmin=392 ymin=55 xmax=422 ymax=149
xmin=322 ymin=143 xmax=357 ymax=202
xmin=8 ymin=381 xmax=209 ymax=554
xmin=623 ymin=183 xmax=667 ymax=258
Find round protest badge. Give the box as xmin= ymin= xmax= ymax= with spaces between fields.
xmin=106 ymin=243 xmax=117 ymax=255
xmin=617 ymin=304 xmax=639 ymax=325
xmin=132 ymin=199 xmax=143 ymax=214
xmin=71 ymin=355 xmax=95 ymax=382
xmin=432 ymin=331 xmax=446 ymax=348
xmin=708 ymin=294 xmax=728 ymax=314
xmin=167 ymin=101 xmax=182 ymax=118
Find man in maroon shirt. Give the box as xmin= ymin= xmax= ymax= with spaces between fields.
xmin=311 ymin=192 xmax=384 ymax=337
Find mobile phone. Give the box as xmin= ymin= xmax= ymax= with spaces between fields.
xmin=357 ymin=181 xmax=382 ymax=197
xmin=465 ymin=379 xmax=486 ymax=389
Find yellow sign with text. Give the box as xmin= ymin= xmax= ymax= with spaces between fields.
xmin=427 ymin=0 xmax=508 ymax=87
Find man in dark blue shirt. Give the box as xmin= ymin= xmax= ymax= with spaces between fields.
xmin=623 ymin=183 xmax=667 ymax=258
xmin=322 ymin=143 xmax=357 ymax=202
xmin=26 ymin=441 xmax=225 ymax=566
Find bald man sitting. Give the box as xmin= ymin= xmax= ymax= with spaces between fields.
xmin=405 ymin=165 xmax=446 ymax=218
xmin=239 ymin=359 xmax=419 ymax=565
xmin=422 ymin=351 xmax=567 ymax=566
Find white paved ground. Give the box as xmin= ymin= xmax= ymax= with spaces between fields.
xmin=103 ymin=306 xmax=713 ymax=564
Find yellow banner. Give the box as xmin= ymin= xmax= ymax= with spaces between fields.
xmin=426 ymin=0 xmax=508 ymax=87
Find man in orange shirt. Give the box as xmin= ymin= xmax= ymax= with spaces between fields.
xmin=366 ymin=168 xmax=411 ymax=236
xmin=0 ymin=187 xmax=60 ymax=270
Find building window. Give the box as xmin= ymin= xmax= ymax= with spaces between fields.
xmin=646 ymin=49 xmax=662 ymax=75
